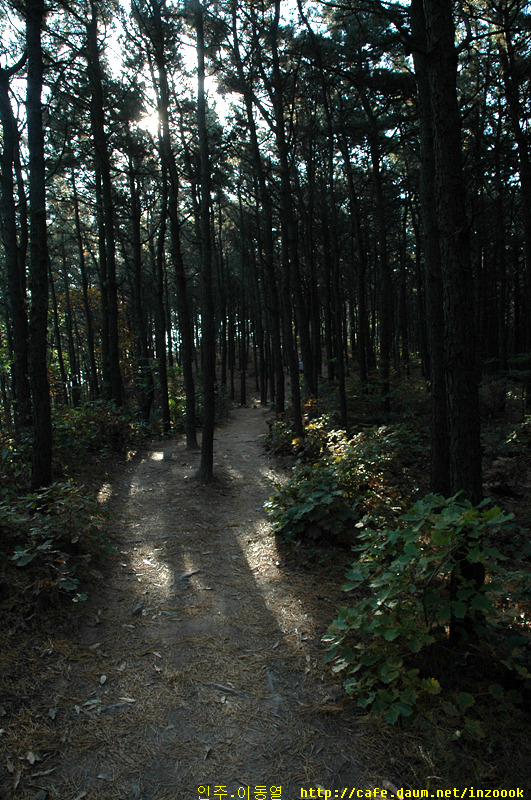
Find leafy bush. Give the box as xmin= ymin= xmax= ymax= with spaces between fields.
xmin=323 ymin=493 xmax=529 ymax=731
xmin=265 ymin=422 xmax=422 ymax=545
xmin=0 ymin=432 xmax=32 ymax=493
xmin=265 ymin=459 xmax=360 ymax=543
xmin=53 ymin=401 xmax=137 ymax=464
xmin=1 ymin=480 xmax=110 ymax=602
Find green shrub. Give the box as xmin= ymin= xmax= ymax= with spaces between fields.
xmin=265 ymin=459 xmax=360 ymax=543
xmin=1 ymin=480 xmax=111 ymax=602
xmin=264 ymin=418 xmax=299 ymax=456
xmin=0 ymin=432 xmax=32 ymax=493
xmin=265 ymin=423 xmax=421 ymax=545
xmin=53 ymin=401 xmax=136 ymax=464
xmin=323 ymin=493 xmax=528 ymax=730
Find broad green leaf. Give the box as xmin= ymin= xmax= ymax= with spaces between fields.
xmin=470 ymin=594 xmax=492 ymax=612
xmin=384 ymin=628 xmax=400 ymax=641
xmin=384 ymin=704 xmax=401 ymax=724
xmin=457 ymin=692 xmax=475 ymax=711
xmin=451 ymin=600 xmax=468 ymax=619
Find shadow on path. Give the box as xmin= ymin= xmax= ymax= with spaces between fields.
xmin=34 ymin=403 xmax=364 ymax=799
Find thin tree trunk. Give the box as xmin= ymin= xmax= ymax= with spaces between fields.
xmin=230 ymin=1 xmax=284 ymax=410
xmin=155 ymin=169 xmax=171 ymax=432
xmin=194 ymin=0 xmax=216 ymax=483
xmin=0 ymin=57 xmax=31 ymax=432
xmin=86 ymin=0 xmax=123 ymax=406
xmin=72 ymin=170 xmax=100 ymax=399
xmin=26 ymin=0 xmax=52 ymax=488
xmin=139 ymin=0 xmax=198 ymax=448
xmin=49 ymin=264 xmax=68 ymax=405
xmin=61 ymin=238 xmax=81 ymax=407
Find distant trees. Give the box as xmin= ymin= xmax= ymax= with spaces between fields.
xmin=0 ymin=0 xmax=529 ymax=490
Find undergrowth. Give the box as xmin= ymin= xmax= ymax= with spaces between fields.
xmin=0 ymin=401 xmax=143 ymax=606
xmin=323 ymin=493 xmax=530 ymax=733
xmin=265 ymin=389 xmax=531 ymax=786
xmin=265 ymin=419 xmax=421 ymax=546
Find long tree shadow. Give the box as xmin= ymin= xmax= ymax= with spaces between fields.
xmin=58 ymin=406 xmax=365 ymax=799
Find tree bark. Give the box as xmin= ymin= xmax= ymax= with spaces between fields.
xmin=72 ymin=169 xmax=100 ymax=400
xmin=410 ymin=0 xmax=451 ymax=495
xmin=26 ymin=0 xmax=52 ymax=488
xmin=86 ymin=0 xmax=123 ymax=406
xmin=137 ymin=0 xmax=199 ymax=448
xmin=0 ymin=57 xmax=31 ymax=432
xmin=423 ymin=0 xmax=482 ymax=503
xmin=194 ymin=0 xmax=216 ymax=483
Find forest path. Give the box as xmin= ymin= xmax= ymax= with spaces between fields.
xmin=10 ymin=400 xmax=367 ymax=800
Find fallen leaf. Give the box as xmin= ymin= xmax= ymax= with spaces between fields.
xmin=100 ymin=674 xmax=107 ymax=685
xmin=48 ymin=708 xmax=57 ymax=720
xmin=26 ymin=751 xmax=36 ymax=764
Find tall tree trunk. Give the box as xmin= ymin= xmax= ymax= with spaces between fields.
xmin=86 ymin=0 xmax=123 ymax=406
xmin=423 ymin=0 xmax=482 ymax=504
xmin=138 ymin=0 xmax=199 ymax=448
xmin=362 ymin=108 xmax=392 ymax=410
xmin=422 ymin=0 xmax=483 ymax=644
xmin=269 ymin=0 xmax=304 ymax=436
xmin=72 ymin=170 xmax=100 ymax=399
xmin=61 ymin=238 xmax=81 ymax=407
xmin=194 ymin=0 xmax=216 ymax=483
xmin=410 ymin=0 xmax=451 ymax=495
xmin=26 ymin=0 xmax=52 ymax=488
xmin=127 ymin=151 xmax=155 ymax=422
xmin=230 ymin=1 xmax=284 ymax=410
xmin=155 ymin=169 xmax=171 ymax=432
xmin=0 ymin=57 xmax=31 ymax=432
xmin=49 ymin=264 xmax=68 ymax=405
xmin=339 ymin=137 xmax=370 ymax=386
xmin=496 ymin=11 xmax=531 ymax=404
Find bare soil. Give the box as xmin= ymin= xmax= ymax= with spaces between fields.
xmin=1 ymin=399 xmax=374 ymax=800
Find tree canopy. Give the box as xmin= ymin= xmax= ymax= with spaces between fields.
xmin=1 ymin=0 xmax=530 ymax=489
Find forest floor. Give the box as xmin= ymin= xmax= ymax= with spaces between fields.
xmin=1 ymin=395 xmax=393 ymax=800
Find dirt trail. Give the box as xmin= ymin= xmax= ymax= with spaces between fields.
xmin=5 ymin=401 xmax=367 ymax=800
